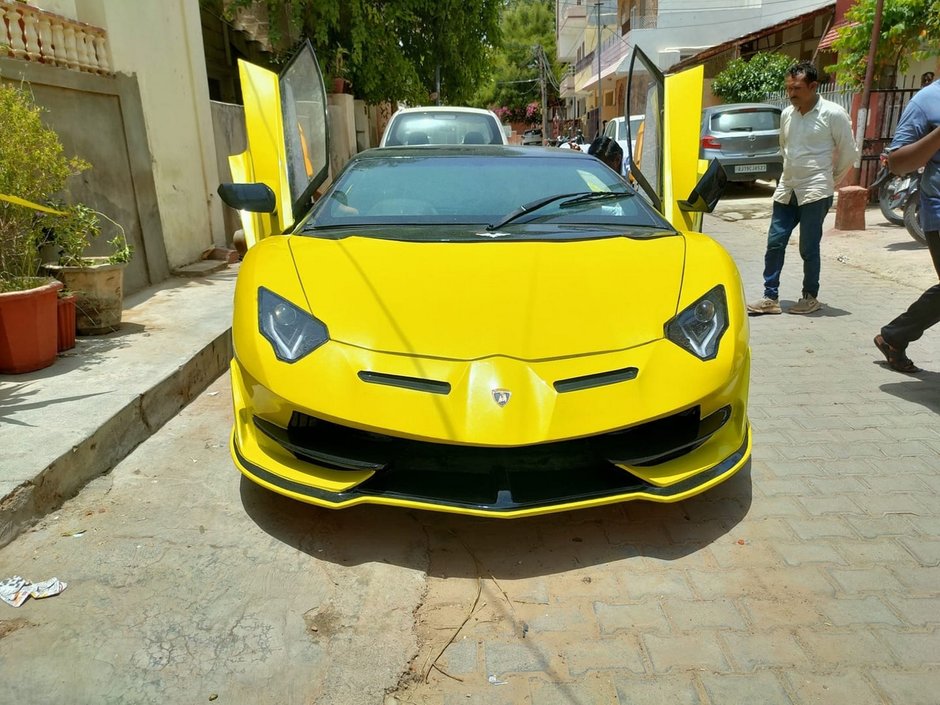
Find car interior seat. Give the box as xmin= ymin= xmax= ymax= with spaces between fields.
xmin=462 ymin=131 xmax=485 ymax=144
xmin=405 ymin=132 xmax=430 ymax=145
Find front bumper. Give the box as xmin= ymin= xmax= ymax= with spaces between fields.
xmin=230 ymin=345 xmax=751 ymax=517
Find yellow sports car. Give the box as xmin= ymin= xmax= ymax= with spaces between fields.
xmin=220 ymin=44 xmax=750 ymax=518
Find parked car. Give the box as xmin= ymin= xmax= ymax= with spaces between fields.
xmin=603 ymin=114 xmax=645 ymax=163
xmin=219 ymin=43 xmax=750 ymax=518
xmin=379 ymin=106 xmax=509 ymax=147
xmin=522 ymin=128 xmax=543 ymax=145
xmin=699 ymin=103 xmax=782 ymax=183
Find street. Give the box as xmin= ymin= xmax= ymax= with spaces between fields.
xmin=1 ymin=204 xmax=939 ymax=705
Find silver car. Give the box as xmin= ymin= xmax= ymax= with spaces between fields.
xmin=700 ymin=103 xmax=782 ymax=184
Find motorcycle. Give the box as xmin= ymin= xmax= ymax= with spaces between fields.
xmin=871 ymin=153 xmax=913 ymax=226
xmin=903 ymin=168 xmax=925 ymax=245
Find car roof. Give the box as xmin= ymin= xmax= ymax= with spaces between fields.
xmin=703 ymin=102 xmax=781 ymax=114
xmin=354 ymin=145 xmax=596 ymax=160
xmin=390 ymin=105 xmax=499 ymax=117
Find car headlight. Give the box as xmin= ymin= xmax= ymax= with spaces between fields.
xmin=665 ymin=285 xmax=728 ymax=360
xmin=258 ymin=287 xmax=329 ymax=362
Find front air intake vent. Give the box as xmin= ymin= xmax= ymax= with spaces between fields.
xmin=554 ymin=367 xmax=639 ymax=393
xmin=358 ymin=371 xmax=451 ymax=395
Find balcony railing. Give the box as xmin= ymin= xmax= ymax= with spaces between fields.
xmin=1 ymin=1 xmax=112 ymax=75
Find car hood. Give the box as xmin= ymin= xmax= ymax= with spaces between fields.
xmin=290 ymin=233 xmax=685 ymax=360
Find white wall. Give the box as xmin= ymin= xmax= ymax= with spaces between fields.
xmin=640 ymin=0 xmax=832 ymax=69
xmin=32 ymin=0 xmax=225 ymax=269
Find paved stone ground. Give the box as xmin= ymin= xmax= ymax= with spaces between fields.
xmin=390 ymin=209 xmax=940 ymax=705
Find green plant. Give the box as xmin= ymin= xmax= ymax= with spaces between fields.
xmin=50 ymin=203 xmax=132 ymax=267
xmin=711 ymin=52 xmax=794 ymax=103
xmin=0 ymin=82 xmax=89 ymax=292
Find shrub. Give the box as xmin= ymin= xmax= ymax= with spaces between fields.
xmin=711 ymin=52 xmax=794 ymax=104
xmin=0 ymin=82 xmax=88 ymax=291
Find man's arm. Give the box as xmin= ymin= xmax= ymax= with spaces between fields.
xmin=888 ymin=125 xmax=940 ymax=174
xmin=831 ymin=108 xmax=859 ymax=184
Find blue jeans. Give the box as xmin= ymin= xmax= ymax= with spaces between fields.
xmin=762 ymin=193 xmax=833 ymax=299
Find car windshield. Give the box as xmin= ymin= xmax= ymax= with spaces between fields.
xmin=300 ymin=153 xmax=674 ymax=240
xmin=383 ymin=112 xmax=502 ymax=145
xmin=710 ymin=108 xmax=780 ymax=132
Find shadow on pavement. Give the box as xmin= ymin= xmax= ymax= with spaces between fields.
xmin=886 ymin=240 xmax=927 ymax=251
xmin=240 ymin=461 xmax=753 ymax=579
xmin=879 ymin=369 xmax=940 ymax=414
xmin=812 ymin=303 xmax=851 ymax=317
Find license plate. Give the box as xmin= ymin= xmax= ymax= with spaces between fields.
xmin=734 ymin=164 xmax=766 ymax=174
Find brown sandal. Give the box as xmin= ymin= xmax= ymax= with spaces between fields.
xmin=874 ymin=335 xmax=920 ymax=374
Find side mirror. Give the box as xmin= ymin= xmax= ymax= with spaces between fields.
xmin=677 ymin=159 xmax=727 ymax=213
xmin=217 ymin=183 xmax=277 ymax=213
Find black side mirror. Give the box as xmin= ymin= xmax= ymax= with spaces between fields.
xmin=218 ymin=183 xmax=277 ymax=213
xmin=677 ymin=159 xmax=727 ymax=213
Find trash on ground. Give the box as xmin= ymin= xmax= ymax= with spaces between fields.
xmin=0 ymin=576 xmax=68 ymax=607
xmin=488 ymin=675 xmax=507 ymax=685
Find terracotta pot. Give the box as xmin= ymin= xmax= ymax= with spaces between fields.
xmin=0 ymin=279 xmax=63 ymax=374
xmin=57 ymin=293 xmax=77 ymax=352
xmin=44 ymin=258 xmax=124 ymax=335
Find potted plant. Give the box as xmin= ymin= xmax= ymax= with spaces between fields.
xmin=330 ymin=47 xmax=351 ymax=94
xmin=0 ymin=82 xmax=88 ymax=373
xmin=43 ymin=203 xmax=132 ymax=335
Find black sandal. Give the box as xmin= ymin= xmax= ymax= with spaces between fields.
xmin=874 ymin=335 xmax=920 ymax=374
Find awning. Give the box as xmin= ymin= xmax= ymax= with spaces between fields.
xmin=817 ymin=20 xmax=858 ymax=51
xmin=574 ymin=43 xmax=632 ymax=92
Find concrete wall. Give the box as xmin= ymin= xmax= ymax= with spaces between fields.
xmin=0 ymin=57 xmax=169 ymax=294
xmin=209 ymin=101 xmax=247 ymax=246
xmin=32 ymin=0 xmax=226 ymax=269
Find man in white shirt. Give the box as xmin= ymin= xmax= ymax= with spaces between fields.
xmin=747 ymin=62 xmax=858 ymax=315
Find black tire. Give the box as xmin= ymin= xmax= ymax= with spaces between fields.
xmin=879 ymin=176 xmax=906 ymax=226
xmin=904 ymin=197 xmax=926 ymax=245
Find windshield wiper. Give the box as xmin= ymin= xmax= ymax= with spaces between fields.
xmin=558 ymin=191 xmax=634 ymax=208
xmin=486 ymin=191 xmax=631 ymax=231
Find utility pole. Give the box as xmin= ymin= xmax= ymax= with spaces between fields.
xmin=595 ymin=1 xmax=602 ymax=138
xmin=852 ymin=0 xmax=884 ymax=184
xmin=538 ymin=46 xmax=548 ymax=145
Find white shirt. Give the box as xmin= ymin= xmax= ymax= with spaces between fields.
xmin=773 ymin=96 xmax=858 ymax=206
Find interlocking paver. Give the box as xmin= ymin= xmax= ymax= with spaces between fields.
xmin=721 ymin=630 xmax=809 ymax=671
xmin=897 ymin=537 xmax=940 ymax=566
xmin=796 ymin=628 xmax=894 ymax=667
xmin=875 ymin=628 xmax=940 ymax=666
xmin=782 ymin=670 xmax=885 ymax=705
xmin=784 ymin=516 xmax=858 ymax=540
xmin=885 ymin=596 xmax=940 ymax=627
xmin=642 ymin=632 xmax=730 ymax=674
xmin=699 ymin=671 xmax=794 ymax=705
xmin=560 ymin=636 xmax=646 ymax=676
xmin=773 ymin=541 xmax=848 ymax=566
xmin=888 ymin=565 xmax=940 ymax=593
xmin=661 ymin=598 xmax=746 ymax=631
xmin=827 ymin=566 xmax=907 ymax=593
xmin=817 ymin=596 xmax=905 ymax=627
xmin=613 ymin=675 xmax=703 ymax=705
xmin=870 ymin=670 xmax=940 ymax=705
xmin=593 ymin=602 xmax=670 ymax=635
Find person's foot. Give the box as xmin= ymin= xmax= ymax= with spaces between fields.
xmin=874 ymin=335 xmax=920 ymax=373
xmin=787 ymin=295 xmax=821 ymax=314
xmin=746 ymin=296 xmax=781 ymax=315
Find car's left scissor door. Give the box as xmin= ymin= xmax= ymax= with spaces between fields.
xmin=229 ymin=40 xmax=329 ymax=246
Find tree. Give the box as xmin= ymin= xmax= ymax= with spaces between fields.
xmin=828 ymin=0 xmax=940 ymax=88
xmin=218 ymin=0 xmax=501 ymax=105
xmin=472 ymin=0 xmax=561 ymax=125
xmin=711 ymin=52 xmax=794 ymax=103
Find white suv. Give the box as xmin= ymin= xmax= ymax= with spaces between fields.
xmin=379 ymin=106 xmax=509 ymax=147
